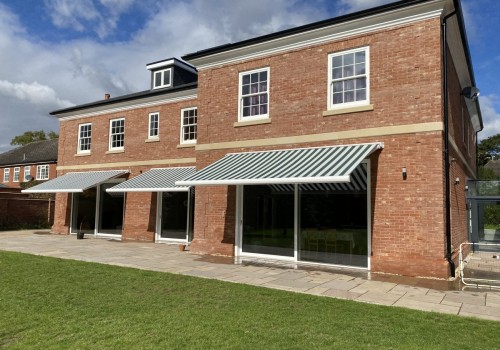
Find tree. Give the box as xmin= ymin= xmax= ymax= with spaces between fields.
xmin=10 ymin=130 xmax=58 ymax=146
xmin=478 ymin=134 xmax=500 ymax=167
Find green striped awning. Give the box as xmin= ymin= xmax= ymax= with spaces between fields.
xmin=22 ymin=170 xmax=128 ymax=193
xmin=107 ymin=167 xmax=195 ymax=192
xmin=177 ymin=142 xmax=383 ymax=186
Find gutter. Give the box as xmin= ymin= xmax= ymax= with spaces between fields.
xmin=442 ymin=9 xmax=456 ymax=278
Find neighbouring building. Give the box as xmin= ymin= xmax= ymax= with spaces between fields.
xmin=25 ymin=0 xmax=482 ymax=279
xmin=0 ymin=139 xmax=58 ymax=188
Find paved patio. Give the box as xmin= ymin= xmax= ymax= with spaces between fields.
xmin=1 ymin=230 xmax=500 ymax=322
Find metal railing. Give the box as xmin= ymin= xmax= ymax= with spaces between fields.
xmin=459 ymin=242 xmax=500 ymax=289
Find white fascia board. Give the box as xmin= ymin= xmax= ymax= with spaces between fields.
xmin=57 ymin=90 xmax=197 ymax=121
xmin=106 ymin=187 xmax=190 ymax=193
xmin=186 ymin=1 xmax=445 ymax=70
xmin=176 ymin=175 xmax=352 ymax=187
xmin=447 ymin=15 xmax=482 ymax=132
xmin=146 ymin=59 xmax=175 ymax=70
xmin=147 ymin=59 xmax=197 ymax=75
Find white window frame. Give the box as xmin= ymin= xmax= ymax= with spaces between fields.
xmin=78 ymin=123 xmax=92 ymax=154
xmin=109 ymin=118 xmax=125 ymax=151
xmin=3 ymin=168 xmax=10 ymax=182
xmin=328 ymin=46 xmax=370 ymax=110
xmin=13 ymin=167 xmax=20 ymax=182
xmin=148 ymin=112 xmax=160 ymax=140
xmin=153 ymin=68 xmax=172 ymax=89
xmin=36 ymin=165 xmax=49 ymax=180
xmin=180 ymin=107 xmax=197 ymax=144
xmin=238 ymin=67 xmax=270 ymax=121
xmin=24 ymin=166 xmax=31 ymax=181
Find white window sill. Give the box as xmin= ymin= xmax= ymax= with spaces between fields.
xmin=177 ymin=143 xmax=196 ymax=149
xmin=145 ymin=138 xmax=160 ymax=143
xmin=234 ymin=118 xmax=272 ymax=127
xmin=106 ymin=149 xmax=124 ymax=154
xmin=323 ymin=104 xmax=374 ymax=116
xmin=75 ymin=152 xmax=91 ymax=157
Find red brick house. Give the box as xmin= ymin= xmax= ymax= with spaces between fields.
xmin=0 ymin=139 xmax=58 ymax=188
xmin=25 ymin=0 xmax=482 ymax=278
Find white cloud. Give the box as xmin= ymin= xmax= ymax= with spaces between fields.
xmin=43 ymin=0 xmax=136 ymax=39
xmin=44 ymin=0 xmax=99 ymax=32
xmin=338 ymin=0 xmax=396 ymax=13
xmin=478 ymin=94 xmax=500 ymax=140
xmin=0 ymin=80 xmax=74 ymax=110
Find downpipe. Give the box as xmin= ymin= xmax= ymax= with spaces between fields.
xmin=442 ymin=10 xmax=457 ymax=278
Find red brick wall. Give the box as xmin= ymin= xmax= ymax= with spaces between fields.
xmin=196 ymin=18 xmax=442 ymax=145
xmin=55 ymin=97 xmax=197 ymax=240
xmin=52 ymin=192 xmax=71 ymax=234
xmin=58 ymin=98 xmax=197 ymax=167
xmin=0 ymin=193 xmax=55 ymax=229
xmin=122 ymin=191 xmax=157 ymax=242
xmin=446 ymin=46 xmax=478 ymax=271
xmin=1 ymin=163 xmax=57 ymax=188
xmin=190 ymin=18 xmax=454 ymax=277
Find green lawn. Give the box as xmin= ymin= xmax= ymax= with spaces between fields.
xmin=0 ymin=251 xmax=498 ymax=349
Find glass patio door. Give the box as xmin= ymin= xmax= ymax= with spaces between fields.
xmin=160 ymin=192 xmax=191 ymax=240
xmin=241 ymin=185 xmax=294 ymax=257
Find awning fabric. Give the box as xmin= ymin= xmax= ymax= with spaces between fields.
xmin=22 ymin=170 xmax=128 ymax=193
xmin=176 ymin=142 xmax=383 ymax=186
xmin=107 ymin=167 xmax=195 ymax=192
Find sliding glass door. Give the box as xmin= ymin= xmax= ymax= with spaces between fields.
xmin=238 ymin=163 xmax=370 ymax=268
xmin=241 ymin=185 xmax=294 ymax=257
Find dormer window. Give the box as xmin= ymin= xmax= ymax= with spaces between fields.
xmin=153 ymin=68 xmax=172 ymax=89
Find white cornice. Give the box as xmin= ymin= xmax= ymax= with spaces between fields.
xmin=58 ymin=90 xmax=197 ymax=121
xmin=186 ymin=1 xmax=445 ymax=70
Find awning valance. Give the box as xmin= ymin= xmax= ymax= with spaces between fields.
xmin=176 ymin=142 xmax=383 ymax=186
xmin=22 ymin=170 xmax=128 ymax=193
xmin=107 ymin=167 xmax=195 ymax=192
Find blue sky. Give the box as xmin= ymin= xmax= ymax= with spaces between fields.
xmin=0 ymin=0 xmax=498 ymax=153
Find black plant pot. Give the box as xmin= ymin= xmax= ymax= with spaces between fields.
xmin=77 ymin=232 xmax=85 ymax=240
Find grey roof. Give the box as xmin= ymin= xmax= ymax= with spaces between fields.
xmin=50 ymin=81 xmax=197 ymax=116
xmin=107 ymin=167 xmax=195 ymax=192
xmin=177 ymin=142 xmax=383 ymax=186
xmin=0 ymin=139 xmax=58 ymax=167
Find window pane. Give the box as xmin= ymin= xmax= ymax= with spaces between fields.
xmin=332 ymin=56 xmax=343 ymax=68
xmin=344 ymin=91 xmax=355 ymax=103
xmin=259 ymin=71 xmax=267 ymax=81
xmin=251 ymin=83 xmax=259 ymax=94
xmin=250 ymin=73 xmax=258 ymax=83
xmin=343 ymin=65 xmax=354 ymax=78
xmin=163 ymin=70 xmax=170 ymax=86
xmin=260 ymin=105 xmax=267 ymax=115
xmin=345 ymin=79 xmax=355 ymax=91
xmin=243 ymin=96 xmax=250 ymax=107
xmin=355 ymin=77 xmax=366 ymax=89
xmin=154 ymin=72 xmax=161 ymax=87
xmin=243 ymin=107 xmax=250 ymax=116
xmin=355 ymin=63 xmax=365 ymax=75
xmin=332 ymin=93 xmax=343 ymax=104
xmin=259 ymin=81 xmax=267 ymax=92
xmin=242 ymin=85 xmax=250 ymax=95
xmin=355 ymin=51 xmax=365 ymax=63
xmin=356 ymin=89 xmax=366 ymax=101
xmin=332 ymin=67 xmax=342 ymax=79
xmin=344 ymin=53 xmax=354 ymax=65
xmin=333 ymin=81 xmax=343 ymax=93
xmin=242 ymin=74 xmax=250 ymax=85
